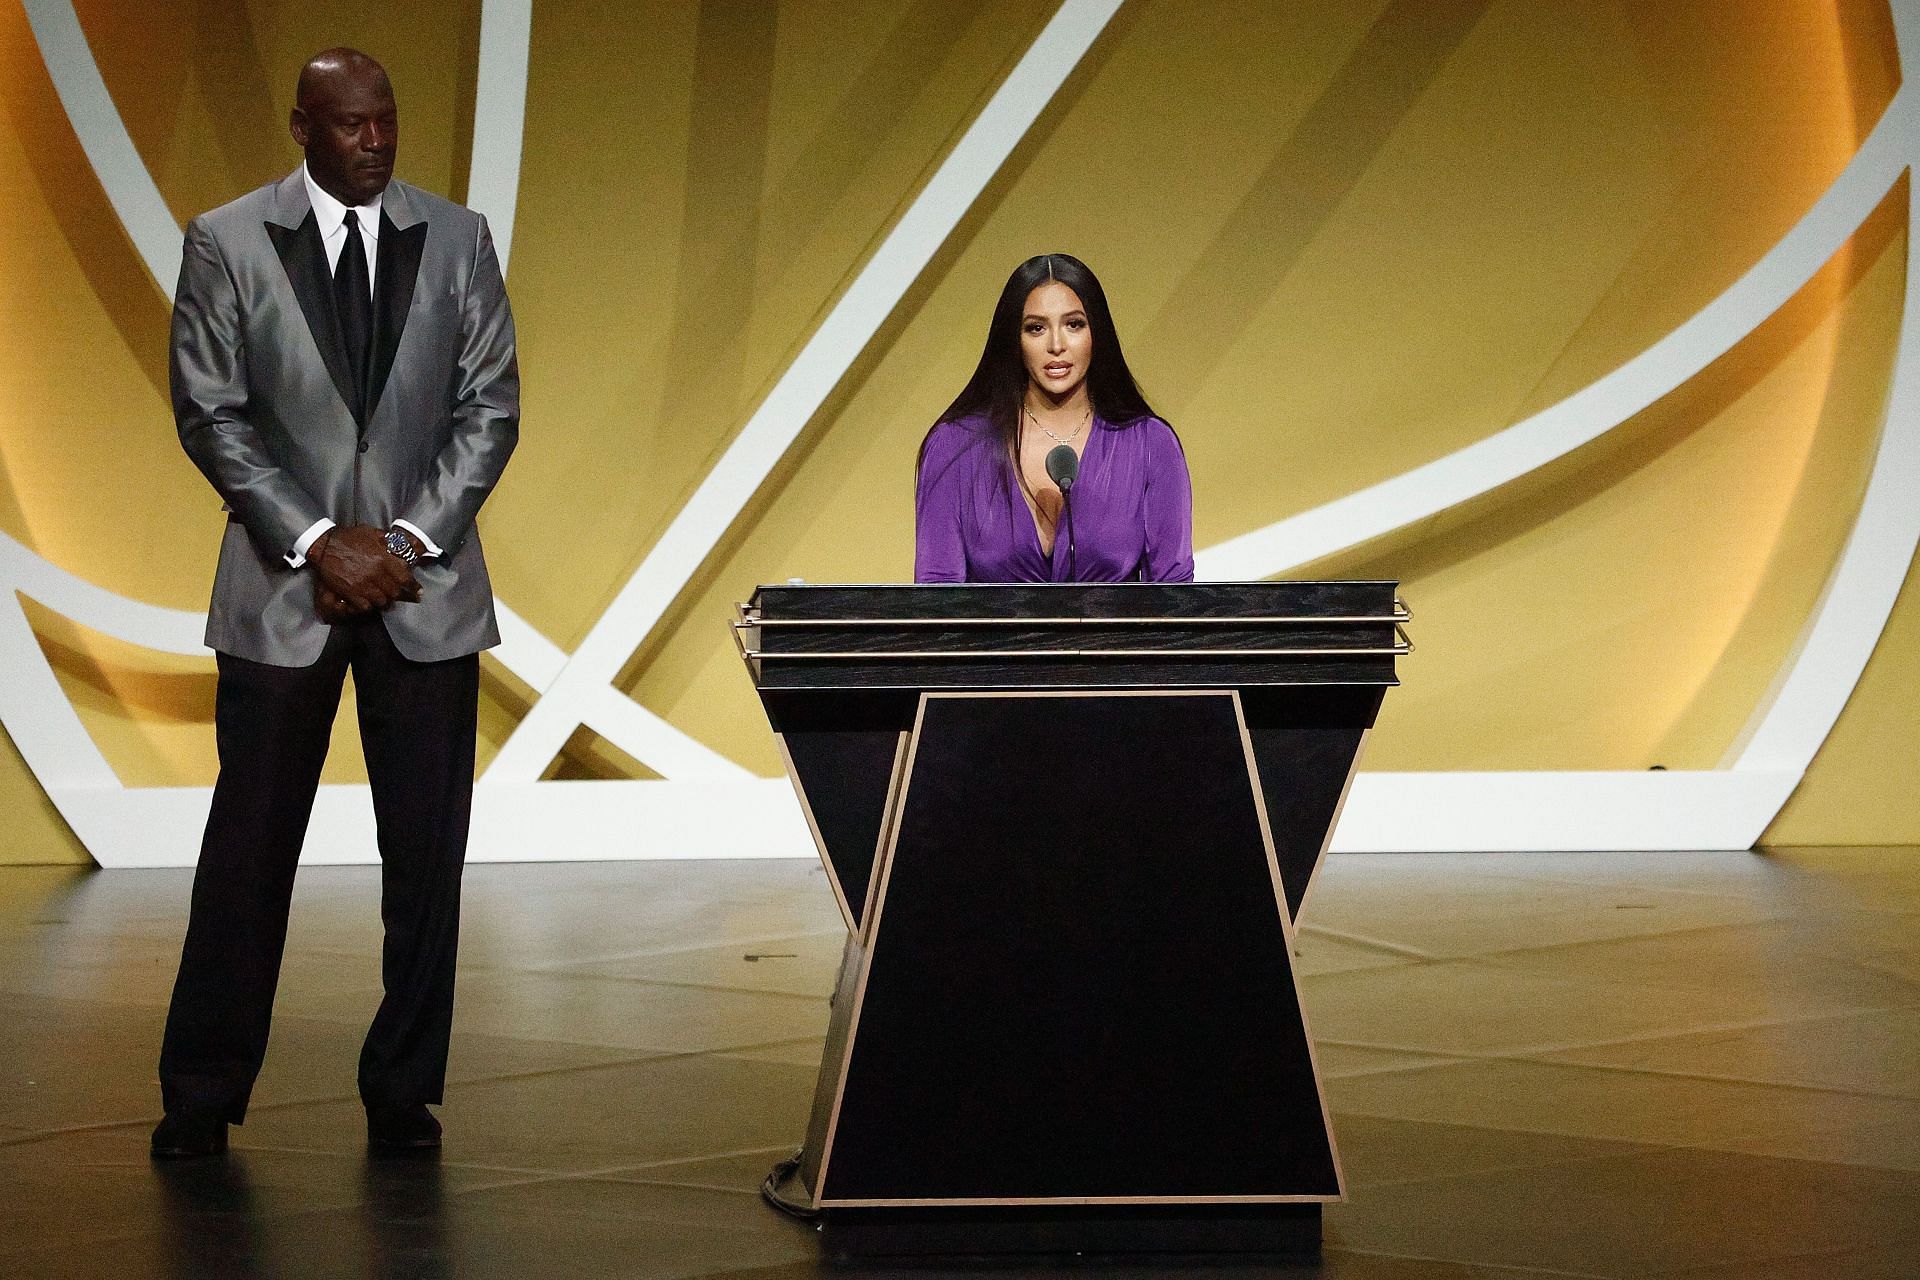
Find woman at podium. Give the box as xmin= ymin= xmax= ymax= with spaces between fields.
xmin=915 ymin=254 xmax=1193 ymax=583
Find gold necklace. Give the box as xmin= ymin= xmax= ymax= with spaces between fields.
xmin=1025 ymin=402 xmax=1090 ymax=447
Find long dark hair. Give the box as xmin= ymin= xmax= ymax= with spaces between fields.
xmin=920 ymin=254 xmax=1162 ymax=474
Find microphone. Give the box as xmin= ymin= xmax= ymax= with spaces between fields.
xmin=1044 ymin=444 xmax=1079 ymax=580
xmin=1044 ymin=444 xmax=1079 ymax=494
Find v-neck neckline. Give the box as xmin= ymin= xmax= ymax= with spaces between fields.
xmin=1014 ymin=418 xmax=1098 ymax=578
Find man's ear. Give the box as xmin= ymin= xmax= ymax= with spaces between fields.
xmin=289 ymin=107 xmax=310 ymax=148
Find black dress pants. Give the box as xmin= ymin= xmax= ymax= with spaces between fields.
xmin=158 ymin=617 xmax=479 ymax=1122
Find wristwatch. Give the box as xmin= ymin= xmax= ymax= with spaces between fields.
xmin=383 ymin=527 xmax=420 ymax=566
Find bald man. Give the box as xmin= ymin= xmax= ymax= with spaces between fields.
xmin=153 ymin=48 xmax=518 ymax=1158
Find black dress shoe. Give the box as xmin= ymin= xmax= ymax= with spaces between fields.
xmin=366 ymin=1103 xmax=442 ymax=1152
xmin=150 ymin=1110 xmax=228 ymax=1159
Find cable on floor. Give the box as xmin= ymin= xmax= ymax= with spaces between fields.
xmin=760 ymin=1147 xmax=820 ymax=1222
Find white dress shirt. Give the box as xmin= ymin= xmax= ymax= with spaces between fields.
xmin=286 ymin=164 xmax=441 ymax=569
xmin=304 ymin=163 xmax=381 ymax=292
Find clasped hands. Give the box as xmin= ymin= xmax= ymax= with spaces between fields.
xmin=311 ymin=525 xmax=421 ymax=624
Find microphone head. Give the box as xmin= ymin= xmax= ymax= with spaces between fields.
xmin=1045 ymin=444 xmax=1080 ymax=493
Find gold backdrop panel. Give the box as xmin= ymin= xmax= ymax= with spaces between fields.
xmin=1333 ymin=202 xmax=1903 ymax=770
xmin=74 ymin=0 xmax=480 ymax=227
xmin=0 ymin=3 xmax=203 ymax=609
xmin=617 ymin=0 xmax=1907 ymax=780
xmin=1509 ymin=0 xmax=1898 ymax=419
xmin=0 ymin=0 xmax=1915 ymax=862
xmin=0 ymin=727 xmax=74 ymax=861
xmin=1771 ymin=554 xmax=1920 ymax=844
xmin=491 ymin=0 xmax=1054 ymax=650
xmin=1175 ymin=0 xmax=1893 ymax=549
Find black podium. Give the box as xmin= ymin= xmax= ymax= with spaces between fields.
xmin=734 ymin=582 xmax=1408 ymax=1259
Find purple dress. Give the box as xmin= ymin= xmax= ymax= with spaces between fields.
xmin=915 ymin=414 xmax=1194 ymax=583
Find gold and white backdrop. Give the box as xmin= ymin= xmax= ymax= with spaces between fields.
xmin=2 ymin=0 xmax=1918 ymax=867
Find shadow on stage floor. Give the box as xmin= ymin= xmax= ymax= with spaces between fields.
xmin=0 ymin=848 xmax=1915 ymax=1277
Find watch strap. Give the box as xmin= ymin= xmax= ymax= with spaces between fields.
xmin=383 ymin=527 xmax=420 ymax=566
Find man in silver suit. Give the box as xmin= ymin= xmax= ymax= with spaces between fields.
xmin=152 ymin=46 xmax=518 ymax=1158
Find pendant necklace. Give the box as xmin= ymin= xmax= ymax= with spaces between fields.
xmin=1026 ymin=402 xmax=1090 ymax=447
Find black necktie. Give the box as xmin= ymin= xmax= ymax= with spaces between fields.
xmin=333 ymin=209 xmax=374 ymax=423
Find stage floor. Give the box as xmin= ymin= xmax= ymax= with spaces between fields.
xmin=0 ymin=848 xmax=1914 ymax=1277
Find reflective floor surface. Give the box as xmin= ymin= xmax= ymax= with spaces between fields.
xmin=0 ymin=848 xmax=1915 ymax=1277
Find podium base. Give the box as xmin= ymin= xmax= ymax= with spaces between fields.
xmin=819 ymin=1203 xmax=1323 ymax=1261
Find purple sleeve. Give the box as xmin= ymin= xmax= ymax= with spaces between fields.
xmin=914 ymin=422 xmax=968 ymax=583
xmin=1142 ymin=420 xmax=1194 ymax=582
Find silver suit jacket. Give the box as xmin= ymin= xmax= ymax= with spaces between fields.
xmin=171 ymin=168 xmax=519 ymax=667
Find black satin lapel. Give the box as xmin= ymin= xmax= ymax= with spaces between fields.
xmin=265 ymin=214 xmax=358 ymax=424
xmin=367 ymin=216 xmax=427 ymax=422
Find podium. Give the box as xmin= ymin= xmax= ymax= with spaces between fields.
xmin=734 ymin=582 xmax=1408 ymax=1259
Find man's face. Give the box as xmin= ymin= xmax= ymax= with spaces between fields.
xmin=291 ymin=67 xmax=398 ymax=207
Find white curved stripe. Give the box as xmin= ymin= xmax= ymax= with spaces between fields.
xmin=22 ymin=0 xmax=182 ymax=299
xmin=0 ymin=527 xmax=569 ymax=693
xmin=1726 ymin=0 xmax=1920 ymax=786
xmin=1196 ymin=85 xmax=1914 ymax=581
xmin=462 ymin=3 xmax=556 ymax=686
xmin=0 ymin=530 xmax=209 ymax=653
xmin=1730 ymin=334 xmax=1920 ymax=776
xmin=467 ymin=0 xmax=532 ymax=272
xmin=66 ymin=777 xmax=810 ymax=868
xmin=1329 ymin=770 xmax=1796 ymax=853
xmin=484 ymin=0 xmax=1130 ymax=782
xmin=0 ymin=592 xmax=117 ymax=790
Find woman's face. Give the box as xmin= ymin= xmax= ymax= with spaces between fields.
xmin=1020 ymin=281 xmax=1092 ymax=403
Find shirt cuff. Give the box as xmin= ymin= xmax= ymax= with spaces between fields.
xmin=392 ymin=519 xmax=443 ymax=559
xmin=286 ymin=518 xmax=336 ymax=569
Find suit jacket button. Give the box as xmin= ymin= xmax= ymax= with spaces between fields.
xmin=358 ymin=439 xmax=370 ymax=453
